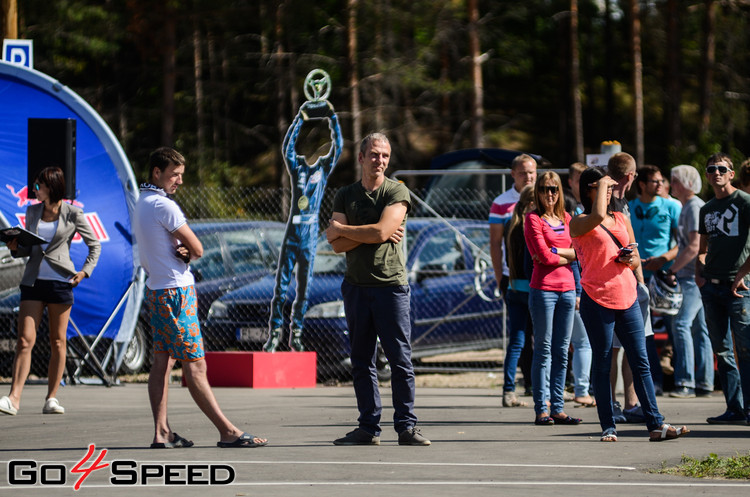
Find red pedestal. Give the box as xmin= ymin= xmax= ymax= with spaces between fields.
xmin=182 ymin=351 xmax=317 ymax=388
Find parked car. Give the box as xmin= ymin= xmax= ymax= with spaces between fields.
xmin=0 ymin=245 xmax=25 ymax=292
xmin=203 ymin=218 xmax=504 ymax=380
xmin=416 ymin=148 xmax=550 ymax=219
xmin=0 ymin=220 xmax=285 ymax=377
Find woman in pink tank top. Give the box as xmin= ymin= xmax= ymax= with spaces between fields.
xmin=570 ymin=167 xmax=689 ymax=443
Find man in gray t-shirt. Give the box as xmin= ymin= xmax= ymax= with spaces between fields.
xmin=666 ymin=166 xmax=713 ymax=398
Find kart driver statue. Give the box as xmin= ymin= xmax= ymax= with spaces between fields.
xmin=264 ymin=69 xmax=343 ymax=352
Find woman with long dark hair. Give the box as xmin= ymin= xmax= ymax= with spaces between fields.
xmin=570 ymin=167 xmax=689 ymax=442
xmin=0 ymin=167 xmax=100 ymax=416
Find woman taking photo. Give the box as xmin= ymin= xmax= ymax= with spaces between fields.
xmin=570 ymin=167 xmax=688 ymax=442
xmin=524 ymin=172 xmax=579 ymax=425
xmin=0 ymin=167 xmax=100 ymax=416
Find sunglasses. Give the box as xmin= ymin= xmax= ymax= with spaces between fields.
xmin=540 ymin=185 xmax=559 ymax=195
xmin=34 ymin=182 xmax=40 ymax=191
xmin=635 ymin=204 xmax=658 ymax=220
xmin=706 ymin=165 xmax=731 ymax=175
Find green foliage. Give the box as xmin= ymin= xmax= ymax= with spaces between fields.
xmin=655 ymin=452 xmax=750 ymax=479
xmin=11 ymin=0 xmax=750 ymax=186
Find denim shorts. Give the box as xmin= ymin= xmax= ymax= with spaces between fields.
xmin=20 ymin=279 xmax=74 ymax=305
xmin=145 ymin=286 xmax=204 ymax=361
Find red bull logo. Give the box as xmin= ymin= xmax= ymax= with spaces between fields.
xmin=6 ymin=183 xmax=109 ymax=243
xmin=6 ymin=184 xmax=36 ymax=207
xmin=7 ymin=183 xmax=85 ymax=208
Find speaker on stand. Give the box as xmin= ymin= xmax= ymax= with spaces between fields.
xmin=27 ymin=118 xmax=77 ymax=200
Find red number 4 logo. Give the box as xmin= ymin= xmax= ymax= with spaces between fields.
xmin=70 ymin=444 xmax=109 ymax=491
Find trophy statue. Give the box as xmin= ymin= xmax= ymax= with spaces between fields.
xmin=264 ymin=69 xmax=344 ymax=352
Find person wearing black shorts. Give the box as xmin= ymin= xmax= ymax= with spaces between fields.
xmin=0 ymin=167 xmax=100 ymax=416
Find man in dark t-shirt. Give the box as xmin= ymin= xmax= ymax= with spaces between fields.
xmin=697 ymin=152 xmax=750 ymax=425
xmin=326 ymin=133 xmax=429 ymax=447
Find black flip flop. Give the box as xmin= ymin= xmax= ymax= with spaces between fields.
xmin=217 ymin=432 xmax=268 ymax=448
xmin=150 ymin=432 xmax=194 ymax=449
xmin=552 ymin=415 xmax=582 ymax=425
xmin=534 ymin=416 xmax=554 ymax=425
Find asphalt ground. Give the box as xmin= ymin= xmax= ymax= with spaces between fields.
xmin=1 ymin=382 xmax=749 ymax=496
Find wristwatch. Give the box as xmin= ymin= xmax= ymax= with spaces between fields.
xmin=550 ymin=247 xmax=558 ymax=254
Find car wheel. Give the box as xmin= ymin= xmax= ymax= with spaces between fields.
xmin=376 ymin=346 xmax=392 ymax=382
xmin=119 ymin=321 xmax=150 ymax=374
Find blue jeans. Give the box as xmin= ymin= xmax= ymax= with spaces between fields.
xmin=699 ymin=281 xmax=750 ymax=414
xmin=580 ymin=291 xmax=664 ymax=432
xmin=503 ymin=289 xmax=530 ymax=392
xmin=570 ymin=309 xmax=592 ymax=397
xmin=529 ymin=288 xmax=575 ymax=415
xmin=672 ymin=277 xmax=714 ymax=390
xmin=342 ymin=281 xmax=417 ymax=436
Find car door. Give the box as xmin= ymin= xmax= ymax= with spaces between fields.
xmin=408 ymin=224 xmax=502 ymax=355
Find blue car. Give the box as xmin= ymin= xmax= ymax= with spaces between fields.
xmin=0 ymin=220 xmax=285 ymax=376
xmin=203 ymin=218 xmax=504 ymax=380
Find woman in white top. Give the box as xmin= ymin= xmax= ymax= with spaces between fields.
xmin=0 ymin=167 xmax=100 ymax=416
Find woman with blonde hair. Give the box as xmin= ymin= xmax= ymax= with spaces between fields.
xmin=524 ymin=171 xmax=579 ymax=425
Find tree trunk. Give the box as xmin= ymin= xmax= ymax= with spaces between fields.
xmin=207 ymin=31 xmax=221 ymax=163
xmin=629 ymin=0 xmax=644 ymax=165
xmin=193 ymin=17 xmax=206 ymax=181
xmin=161 ymin=10 xmax=177 ymax=147
xmin=348 ymin=0 xmax=361 ymax=175
xmin=1 ymin=0 xmax=17 ymax=40
xmin=604 ymin=0 xmax=615 ymax=137
xmin=699 ymin=0 xmax=716 ymax=135
xmin=274 ymin=1 xmax=290 ymax=216
xmin=665 ymin=0 xmax=682 ymax=149
xmin=468 ymin=0 xmax=484 ymax=148
xmin=570 ymin=0 xmax=583 ymax=162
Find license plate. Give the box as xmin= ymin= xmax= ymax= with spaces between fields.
xmin=237 ymin=327 xmax=266 ymax=343
xmin=0 ymin=338 xmax=15 ymax=352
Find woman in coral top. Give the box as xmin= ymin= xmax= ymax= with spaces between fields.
xmin=524 ymin=172 xmax=579 ymax=426
xmin=570 ymin=167 xmax=689 ymax=442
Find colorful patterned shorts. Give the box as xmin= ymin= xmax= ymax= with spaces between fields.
xmin=145 ymin=286 xmax=204 ymax=361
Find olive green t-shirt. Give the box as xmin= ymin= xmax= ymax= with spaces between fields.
xmin=332 ymin=178 xmax=411 ymax=286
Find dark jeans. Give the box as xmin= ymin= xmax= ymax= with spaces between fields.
xmin=342 ymin=281 xmax=417 ymax=436
xmin=580 ymin=291 xmax=664 ymax=432
xmin=699 ymin=281 xmax=750 ymax=414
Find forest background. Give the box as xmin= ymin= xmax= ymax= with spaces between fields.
xmin=1 ymin=0 xmax=749 ymax=193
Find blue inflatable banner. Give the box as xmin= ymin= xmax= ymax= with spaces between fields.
xmin=0 ymin=61 xmax=142 ymax=352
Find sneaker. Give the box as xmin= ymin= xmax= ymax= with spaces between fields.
xmin=695 ymin=388 xmax=713 ymax=398
xmin=706 ymin=410 xmax=747 ymax=425
xmin=333 ymin=428 xmax=380 ymax=446
xmin=0 ymin=395 xmax=18 ymax=415
xmin=289 ymin=328 xmax=304 ymax=352
xmin=623 ymin=404 xmax=646 ymax=423
xmin=398 ymin=427 xmax=431 ymax=446
xmin=263 ymin=328 xmax=282 ymax=353
xmin=612 ymin=401 xmax=626 ymax=423
xmin=42 ymin=398 xmax=65 ymax=414
xmin=669 ymin=386 xmax=696 ymax=399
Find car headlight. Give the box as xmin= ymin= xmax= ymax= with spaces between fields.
xmin=208 ymin=300 xmax=228 ymax=319
xmin=305 ymin=300 xmax=346 ymax=319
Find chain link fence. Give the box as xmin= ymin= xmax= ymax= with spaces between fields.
xmin=0 ymin=184 xmax=509 ymax=384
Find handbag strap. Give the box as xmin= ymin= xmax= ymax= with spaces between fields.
xmin=598 ymin=223 xmax=623 ymax=250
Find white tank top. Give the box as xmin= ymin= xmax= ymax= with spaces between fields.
xmin=36 ymin=220 xmax=69 ymax=282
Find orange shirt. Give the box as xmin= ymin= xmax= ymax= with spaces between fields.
xmin=572 ymin=212 xmax=637 ymax=310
